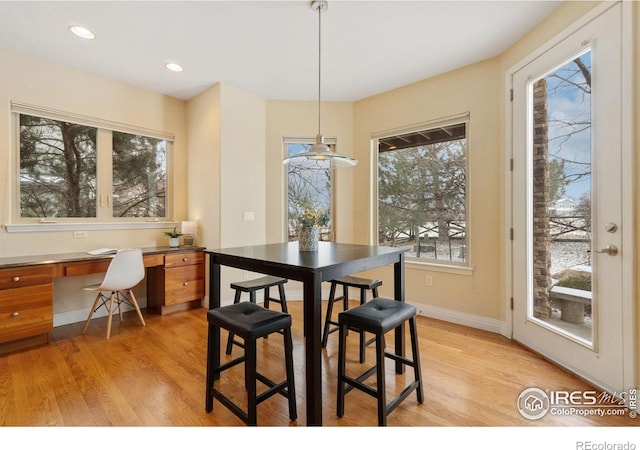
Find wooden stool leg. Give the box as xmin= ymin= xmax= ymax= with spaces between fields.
xmin=376 ymin=333 xmax=387 ymax=426
xmin=263 ymin=287 xmax=270 ymax=309
xmin=246 ymin=338 xmax=258 ymax=426
xmin=322 ymin=281 xmax=338 ymax=348
xmin=358 ymin=288 xmax=367 ymax=363
xmin=410 ymin=316 xmax=424 ymax=403
xmin=205 ymin=322 xmax=219 ymax=412
xmin=225 ymin=290 xmax=243 ymax=354
xmin=336 ymin=322 xmax=347 ymax=418
xmin=283 ymin=326 xmax=297 ymax=421
xmin=278 ymin=284 xmax=288 ymax=313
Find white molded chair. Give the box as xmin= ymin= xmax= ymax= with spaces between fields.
xmin=82 ymin=248 xmax=146 ymax=339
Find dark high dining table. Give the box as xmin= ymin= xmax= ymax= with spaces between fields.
xmin=205 ymin=241 xmax=407 ymax=426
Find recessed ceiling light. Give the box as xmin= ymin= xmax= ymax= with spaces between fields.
xmin=165 ymin=62 xmax=184 ymax=72
xmin=68 ymin=25 xmax=95 ymax=40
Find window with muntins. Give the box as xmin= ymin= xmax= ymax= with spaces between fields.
xmin=13 ymin=104 xmax=172 ymax=223
xmin=375 ymin=114 xmax=469 ymax=265
xmin=285 ymin=138 xmax=334 ymax=242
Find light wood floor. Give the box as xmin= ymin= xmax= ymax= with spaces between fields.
xmin=0 ymin=301 xmax=636 ymax=427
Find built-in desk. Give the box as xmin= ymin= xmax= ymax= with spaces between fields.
xmin=0 ymin=246 xmax=205 ymax=354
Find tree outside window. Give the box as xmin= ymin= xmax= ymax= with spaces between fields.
xmin=286 ymin=142 xmax=332 ymax=241
xmin=377 ymin=121 xmax=468 ymax=264
xmin=18 ymin=113 xmax=168 ymax=220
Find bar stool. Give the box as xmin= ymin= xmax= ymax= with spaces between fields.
xmin=321 ymin=275 xmax=382 ymax=363
xmin=205 ymin=302 xmax=297 ymax=426
xmin=226 ymin=275 xmax=288 ymax=354
xmin=336 ymin=297 xmax=424 ymax=426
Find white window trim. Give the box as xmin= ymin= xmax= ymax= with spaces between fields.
xmin=10 ymin=102 xmax=175 ymax=230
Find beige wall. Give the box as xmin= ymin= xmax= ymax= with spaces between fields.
xmin=0 ymin=46 xmax=188 ymax=322
xmin=187 ymin=83 xmax=267 ymax=303
xmin=352 ymin=58 xmax=503 ymax=321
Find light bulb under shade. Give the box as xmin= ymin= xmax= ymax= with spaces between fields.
xmin=69 ymin=25 xmax=95 ymax=40
xmin=282 ymin=144 xmax=358 ymax=168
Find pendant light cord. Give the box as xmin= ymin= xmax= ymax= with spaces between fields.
xmin=317 ymin=1 xmax=323 ymax=139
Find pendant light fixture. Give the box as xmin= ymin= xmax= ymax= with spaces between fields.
xmin=282 ymin=0 xmax=357 ymax=168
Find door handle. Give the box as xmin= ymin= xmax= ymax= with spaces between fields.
xmin=595 ymin=245 xmax=618 ymax=256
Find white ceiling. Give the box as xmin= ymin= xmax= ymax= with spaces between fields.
xmin=0 ymin=0 xmax=564 ymax=102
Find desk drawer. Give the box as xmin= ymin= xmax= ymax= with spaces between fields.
xmin=165 ymin=265 xmax=204 ymax=306
xmin=0 ymin=284 xmax=53 ymax=343
xmin=63 ymin=260 xmax=111 ymax=277
xmin=0 ymin=265 xmax=53 ymax=290
xmin=165 ymin=251 xmax=204 ymax=268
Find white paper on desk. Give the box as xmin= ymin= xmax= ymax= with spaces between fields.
xmin=86 ymin=248 xmax=117 ymax=255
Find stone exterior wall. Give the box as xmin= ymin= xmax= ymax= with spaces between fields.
xmin=532 ymin=79 xmax=552 ymax=319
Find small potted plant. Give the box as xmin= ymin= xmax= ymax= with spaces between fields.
xmin=164 ymin=226 xmax=183 ymax=248
xmin=297 ymin=208 xmax=329 ymax=251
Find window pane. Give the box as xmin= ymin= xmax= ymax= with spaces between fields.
xmin=19 ymin=114 xmax=97 ymax=218
xmin=286 ymin=143 xmax=332 ymax=241
xmin=112 ymin=132 xmax=167 ymax=218
xmin=378 ymin=122 xmax=467 ymax=264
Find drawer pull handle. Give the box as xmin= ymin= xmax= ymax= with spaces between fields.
xmin=182 ymin=257 xmax=188 ymax=262
xmin=12 ymin=312 xmax=19 ymax=317
xmin=183 ymin=282 xmax=188 ymax=286
xmin=12 ymin=276 xmax=20 ymax=282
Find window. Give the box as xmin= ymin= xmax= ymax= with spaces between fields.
xmin=13 ymin=103 xmax=172 ymax=223
xmin=285 ymin=138 xmax=334 ymax=242
xmin=375 ymin=115 xmax=469 ymax=265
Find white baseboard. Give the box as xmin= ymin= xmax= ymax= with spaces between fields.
xmin=412 ymin=302 xmax=504 ymax=335
xmin=53 ymin=296 xmax=148 ymax=327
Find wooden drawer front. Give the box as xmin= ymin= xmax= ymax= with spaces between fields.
xmin=144 ymin=254 xmax=165 ymax=268
xmin=0 ymin=265 xmax=53 ymax=290
xmin=63 ymin=260 xmax=111 ymax=277
xmin=0 ymin=284 xmax=53 ymax=343
xmin=165 ymin=265 xmax=204 ymax=306
xmin=165 ymin=251 xmax=204 ymax=268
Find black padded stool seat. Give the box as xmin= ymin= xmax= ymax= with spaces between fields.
xmin=337 ymin=297 xmax=424 ymax=426
xmin=206 ymin=302 xmax=297 ymax=426
xmin=226 ymin=275 xmax=289 ymax=354
xmin=322 ymin=275 xmax=382 ymax=363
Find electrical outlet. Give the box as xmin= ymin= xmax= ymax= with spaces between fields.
xmin=73 ymin=231 xmax=88 ymax=239
xmin=425 ymin=275 xmax=432 ymax=287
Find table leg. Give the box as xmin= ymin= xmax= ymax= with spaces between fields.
xmin=303 ymin=274 xmax=323 ymax=425
xmin=209 ymin=260 xmax=221 ymax=380
xmin=394 ymin=253 xmax=406 ymax=373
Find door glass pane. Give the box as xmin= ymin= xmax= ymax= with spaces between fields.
xmin=286 ymin=143 xmax=332 ymax=241
xmin=529 ymin=49 xmax=592 ymax=345
xmin=112 ymin=131 xmax=167 ymax=218
xmin=19 ymin=114 xmax=97 ymax=218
